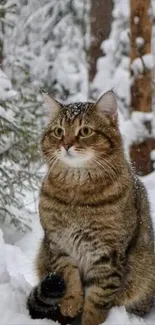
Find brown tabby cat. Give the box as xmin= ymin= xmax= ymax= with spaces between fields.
xmin=29 ymin=91 xmax=155 ymax=325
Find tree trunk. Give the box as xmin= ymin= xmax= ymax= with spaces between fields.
xmin=89 ymin=0 xmax=113 ymax=82
xmin=0 ymin=3 xmax=5 ymax=67
xmin=130 ymin=0 xmax=154 ymax=175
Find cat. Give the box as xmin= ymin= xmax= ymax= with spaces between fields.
xmin=27 ymin=91 xmax=155 ymax=325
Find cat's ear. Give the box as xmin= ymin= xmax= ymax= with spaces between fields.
xmin=95 ymin=91 xmax=117 ymax=118
xmin=43 ymin=93 xmax=60 ymax=119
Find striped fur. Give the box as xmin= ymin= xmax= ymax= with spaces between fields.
xmin=27 ymin=92 xmax=155 ymax=325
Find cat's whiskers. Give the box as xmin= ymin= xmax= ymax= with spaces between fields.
xmin=94 ymin=152 xmax=120 ymax=179
xmin=92 ymin=158 xmax=117 ymax=185
xmin=99 ymin=159 xmax=118 ymax=183
xmin=45 ymin=152 xmax=59 ymax=178
xmin=45 ymin=149 xmax=118 ymax=185
xmin=44 ymin=147 xmax=119 ymax=183
xmin=97 ymin=157 xmax=119 ymax=180
xmin=44 ymin=151 xmax=55 ymax=161
xmin=46 ymin=154 xmax=56 ymax=167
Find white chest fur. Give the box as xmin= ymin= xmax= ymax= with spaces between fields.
xmin=50 ymin=226 xmax=103 ymax=278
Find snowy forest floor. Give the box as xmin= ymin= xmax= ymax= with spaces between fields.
xmin=0 ymin=171 xmax=155 ymax=325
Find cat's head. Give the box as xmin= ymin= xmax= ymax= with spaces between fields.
xmin=41 ymin=91 xmax=122 ymax=174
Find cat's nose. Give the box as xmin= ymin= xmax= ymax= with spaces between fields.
xmin=62 ymin=135 xmax=74 ymax=151
xmin=64 ymin=144 xmax=72 ymax=151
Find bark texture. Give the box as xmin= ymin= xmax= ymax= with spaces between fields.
xmin=130 ymin=0 xmax=154 ymax=175
xmin=89 ymin=0 xmax=113 ymax=82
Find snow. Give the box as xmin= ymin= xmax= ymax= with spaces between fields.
xmin=3 ymin=0 xmax=90 ymax=102
xmin=131 ymin=54 xmax=154 ymax=75
xmin=0 ymin=170 xmax=155 ymax=325
xmin=92 ymin=0 xmax=155 ymax=118
xmin=92 ymin=0 xmax=130 ymax=117
xmin=150 ymin=149 xmax=155 ymax=161
xmin=0 ymin=69 xmax=17 ymax=100
xmin=118 ymin=110 xmax=155 ymax=163
xmin=135 ymin=37 xmax=145 ymax=48
xmin=134 ymin=16 xmax=140 ymax=25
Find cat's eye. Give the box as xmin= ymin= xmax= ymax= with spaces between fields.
xmin=79 ymin=126 xmax=93 ymax=138
xmin=53 ymin=127 xmax=64 ymax=138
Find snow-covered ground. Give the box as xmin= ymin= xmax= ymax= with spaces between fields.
xmin=0 ymin=171 xmax=155 ymax=325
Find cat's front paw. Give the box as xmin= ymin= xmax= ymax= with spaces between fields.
xmin=60 ymin=293 xmax=84 ymax=318
xmin=81 ymin=307 xmax=107 ymax=325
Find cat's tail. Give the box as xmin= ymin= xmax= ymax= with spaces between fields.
xmin=27 ymin=273 xmax=71 ymax=324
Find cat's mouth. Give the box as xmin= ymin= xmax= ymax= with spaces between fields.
xmin=64 ymin=150 xmax=74 ymax=158
xmin=59 ymin=146 xmax=92 ymax=168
